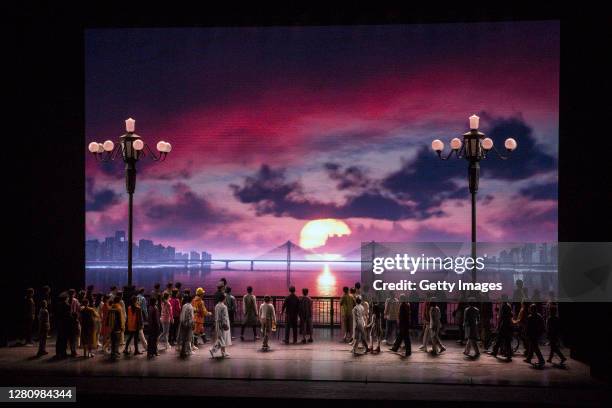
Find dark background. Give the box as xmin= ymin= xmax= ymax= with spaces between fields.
xmin=9 ymin=2 xmax=612 ymax=382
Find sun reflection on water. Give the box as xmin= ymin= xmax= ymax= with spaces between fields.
xmin=316 ymin=264 xmax=336 ymax=296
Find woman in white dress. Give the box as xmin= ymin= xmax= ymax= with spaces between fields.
xmin=210 ymin=296 xmax=230 ymax=358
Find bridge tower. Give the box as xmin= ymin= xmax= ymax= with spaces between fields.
xmin=286 ymin=240 xmax=292 ymax=289
xmin=371 ymin=240 xmax=375 ymax=261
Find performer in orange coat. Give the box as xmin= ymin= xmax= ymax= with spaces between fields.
xmin=192 ymin=288 xmax=212 ymax=346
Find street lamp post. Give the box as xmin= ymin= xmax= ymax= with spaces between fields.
xmin=88 ymin=118 xmax=171 ymax=287
xmin=431 ymin=115 xmax=517 ymax=283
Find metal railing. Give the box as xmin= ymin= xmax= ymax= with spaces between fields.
xmin=151 ymin=295 xmax=551 ymax=331
xmin=199 ymin=295 xmax=340 ymax=328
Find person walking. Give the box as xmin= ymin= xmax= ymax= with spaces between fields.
xmin=463 ymin=298 xmax=480 ymax=357
xmin=525 ymin=303 xmax=546 ymax=368
xmin=136 ymin=288 xmax=148 ymax=350
xmin=491 ymin=295 xmax=514 ymax=361
xmin=390 ymin=294 xmax=411 ymax=357
xmin=282 ymin=286 xmax=300 ymax=344
xmin=299 ymin=288 xmax=313 ymax=343
xmin=546 ymin=303 xmax=566 ymax=365
xmin=225 ymin=286 xmax=237 ymax=340
xmin=123 ymin=296 xmax=144 ymax=356
xmin=54 ymin=294 xmax=71 ymax=358
xmin=147 ymin=295 xmax=161 ymax=358
xmin=115 ymin=291 xmax=126 ymax=347
xmin=259 ymin=295 xmax=276 ymax=351
xmin=68 ymin=310 xmax=80 ymax=357
xmin=80 ymin=298 xmax=99 ymax=358
xmin=241 ymin=286 xmax=259 ymax=341
xmin=99 ymin=295 xmax=112 ymax=353
xmin=178 ymin=295 xmax=194 ymax=357
xmin=429 ymin=299 xmax=446 ymax=355
xmin=39 ymin=286 xmax=52 ymax=331
xmin=419 ymin=296 xmax=431 ymax=352
xmin=513 ymin=300 xmax=529 ymax=356
xmin=36 ymin=300 xmax=50 ymax=357
xmin=67 ymin=289 xmax=80 ymax=316
xmin=210 ymin=295 xmax=230 ymax=358
xmin=106 ymin=297 xmax=124 ymax=360
xmin=480 ymin=293 xmax=493 ymax=350
xmin=349 ymin=288 xmax=358 ymax=342
xmin=454 ymin=293 xmax=467 ymax=345
xmin=93 ymin=293 xmax=103 ymax=349
xmin=351 ymin=296 xmax=369 ymax=355
xmin=367 ymin=301 xmax=384 ymax=353
xmin=169 ymin=289 xmax=181 ymax=346
xmin=384 ymin=292 xmax=399 ymax=344
xmin=159 ymin=292 xmax=173 ymax=350
xmin=192 ymin=288 xmax=211 ymax=346
xmin=340 ymin=287 xmax=355 ymax=342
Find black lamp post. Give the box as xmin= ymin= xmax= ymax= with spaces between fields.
xmin=432 ymin=115 xmax=517 ymax=283
xmin=88 ymin=118 xmax=171 ymax=287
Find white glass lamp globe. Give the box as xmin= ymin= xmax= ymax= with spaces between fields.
xmin=504 ymin=138 xmax=517 ymax=151
xmin=450 ymin=137 xmax=462 ymax=150
xmin=88 ymin=142 xmax=99 ymax=153
xmin=103 ymin=140 xmax=114 ymax=151
xmin=125 ymin=118 xmax=136 ymax=133
xmin=431 ymin=139 xmax=444 ymax=152
xmin=163 ymin=142 xmax=172 ymax=153
xmin=481 ymin=138 xmax=494 ymax=150
xmin=132 ymin=139 xmax=144 ymax=151
xmin=469 ymin=114 xmax=480 ymax=130
xmin=156 ymin=141 xmax=167 ymax=152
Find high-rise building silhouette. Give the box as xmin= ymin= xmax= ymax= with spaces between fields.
xmin=166 ymin=246 xmax=176 ymax=260
xmin=86 ymin=232 xmax=210 ymax=263
xmin=175 ymin=252 xmax=189 ymax=260
xmin=139 ymin=239 xmax=154 ymax=261
xmin=85 ymin=239 xmax=100 ymax=261
xmin=521 ymin=243 xmax=536 ymax=264
xmin=101 ymin=237 xmax=115 ymax=261
xmin=113 ymin=231 xmax=127 ymax=261
xmin=539 ymin=243 xmax=548 ymax=264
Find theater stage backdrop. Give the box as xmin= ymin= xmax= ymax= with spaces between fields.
xmin=85 ymin=22 xmax=559 ymax=295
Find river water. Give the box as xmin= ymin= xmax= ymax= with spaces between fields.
xmin=86 ymin=263 xmax=360 ymax=297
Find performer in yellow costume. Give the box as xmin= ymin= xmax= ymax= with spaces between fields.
xmin=192 ymin=288 xmax=212 ymax=346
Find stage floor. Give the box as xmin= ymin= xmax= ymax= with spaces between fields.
xmin=1 ymin=330 xmax=610 ymax=405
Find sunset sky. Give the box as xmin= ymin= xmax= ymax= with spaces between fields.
xmin=85 ymin=22 xmax=559 ymax=258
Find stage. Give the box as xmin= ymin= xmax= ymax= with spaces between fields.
xmin=1 ymin=330 xmax=610 ymax=405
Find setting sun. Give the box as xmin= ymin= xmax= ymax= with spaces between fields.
xmin=299 ymin=219 xmax=351 ymax=249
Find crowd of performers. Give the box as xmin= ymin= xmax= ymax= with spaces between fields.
xmin=338 ymin=281 xmax=565 ymax=368
xmin=19 ymin=279 xmax=565 ymax=368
